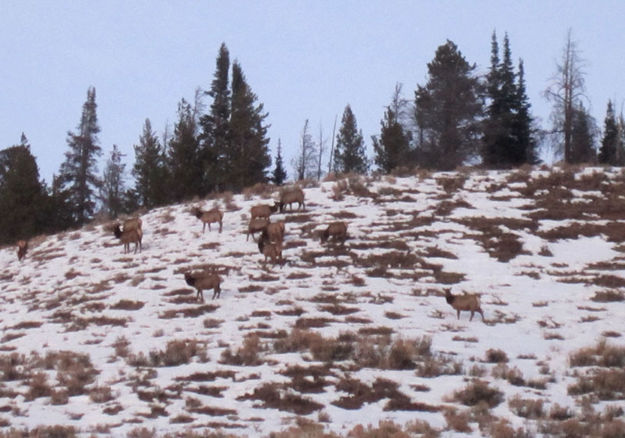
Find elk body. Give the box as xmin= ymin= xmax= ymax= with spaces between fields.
xmin=279 ymin=186 xmax=305 ymax=212
xmin=250 ymin=203 xmax=278 ymax=220
xmin=114 ymin=224 xmax=143 ymax=254
xmin=263 ymin=221 xmax=285 ymax=243
xmin=258 ymin=233 xmax=283 ymax=264
xmin=247 ymin=217 xmax=270 ymax=241
xmin=17 ymin=240 xmax=28 ymax=261
xmin=445 ymin=289 xmax=484 ymax=321
xmin=193 ymin=207 xmax=223 ymax=233
xmin=122 ymin=217 xmax=142 ymax=232
xmin=184 ymin=271 xmax=222 ymax=301
xmin=320 ymin=221 xmax=348 ymax=245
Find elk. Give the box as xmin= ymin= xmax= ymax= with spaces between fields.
xmin=193 ymin=207 xmax=223 ymax=233
xmin=279 ymin=186 xmax=305 ymax=212
xmin=184 ymin=271 xmax=222 ymax=301
xmin=444 ymin=288 xmax=484 ymax=322
xmin=17 ymin=240 xmax=28 ymax=261
xmin=250 ymin=203 xmax=279 ymax=220
xmin=247 ymin=217 xmax=270 ymax=241
xmin=258 ymin=232 xmax=283 ymax=264
xmin=263 ymin=221 xmax=285 ymax=243
xmin=320 ymin=221 xmax=348 ymax=245
xmin=122 ymin=217 xmax=142 ymax=232
xmin=113 ymin=224 xmax=143 ymax=254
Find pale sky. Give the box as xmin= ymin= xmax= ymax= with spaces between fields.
xmin=1 ymin=1 xmax=624 ymax=184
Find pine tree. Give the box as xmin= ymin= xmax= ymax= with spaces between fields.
xmin=100 ymin=145 xmax=127 ymax=219
xmin=511 ymin=60 xmax=539 ymax=165
xmin=414 ymin=40 xmax=483 ymax=170
xmin=272 ymin=139 xmax=287 ymax=185
xmin=228 ymin=61 xmax=271 ymax=191
xmin=58 ymin=86 xmax=102 ymax=226
xmin=373 ymin=85 xmax=411 ymax=173
xmin=167 ymin=98 xmax=202 ymax=202
xmin=598 ymin=100 xmax=621 ymax=165
xmin=333 ymin=105 xmax=368 ymax=174
xmin=0 ymin=135 xmax=46 ymax=244
xmin=133 ymin=118 xmax=169 ymax=208
xmin=570 ymin=103 xmax=596 ymax=163
xmin=199 ymin=43 xmax=231 ymax=193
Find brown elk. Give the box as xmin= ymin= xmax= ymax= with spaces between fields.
xmin=113 ymin=224 xmax=143 ymax=254
xmin=250 ymin=203 xmax=279 ymax=220
xmin=279 ymin=186 xmax=305 ymax=212
xmin=193 ymin=207 xmax=223 ymax=233
xmin=263 ymin=221 xmax=285 ymax=243
xmin=17 ymin=240 xmax=28 ymax=261
xmin=320 ymin=221 xmax=348 ymax=245
xmin=444 ymin=288 xmax=484 ymax=321
xmin=121 ymin=217 xmax=142 ymax=232
xmin=247 ymin=217 xmax=270 ymax=241
xmin=184 ymin=271 xmax=222 ymax=301
xmin=258 ymin=233 xmax=283 ymax=264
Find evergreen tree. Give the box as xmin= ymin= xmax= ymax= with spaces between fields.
xmin=133 ymin=118 xmax=169 ymax=208
xmin=373 ymin=85 xmax=411 ymax=173
xmin=512 ymin=60 xmax=540 ymax=165
xmin=414 ymin=40 xmax=483 ymax=170
xmin=293 ymin=119 xmax=318 ymax=181
xmin=100 ymin=145 xmax=127 ymax=219
xmin=272 ymin=139 xmax=287 ymax=185
xmin=598 ymin=100 xmax=621 ymax=165
xmin=0 ymin=135 xmax=46 ymax=244
xmin=228 ymin=61 xmax=271 ymax=191
xmin=58 ymin=86 xmax=102 ymax=225
xmin=570 ymin=103 xmax=596 ymax=163
xmin=199 ymin=43 xmax=231 ymax=193
xmin=167 ymin=98 xmax=202 ymax=202
xmin=333 ymin=105 xmax=368 ymax=174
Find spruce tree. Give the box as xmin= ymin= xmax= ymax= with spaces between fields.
xmin=272 ymin=139 xmax=287 ymax=185
xmin=133 ymin=118 xmax=169 ymax=208
xmin=167 ymin=98 xmax=202 ymax=202
xmin=100 ymin=145 xmax=127 ymax=219
xmin=58 ymin=86 xmax=102 ymax=226
xmin=598 ymin=100 xmax=621 ymax=165
xmin=414 ymin=40 xmax=482 ymax=170
xmin=0 ymin=135 xmax=46 ymax=244
xmin=199 ymin=43 xmax=231 ymax=193
xmin=333 ymin=105 xmax=368 ymax=174
xmin=570 ymin=103 xmax=596 ymax=163
xmin=511 ymin=60 xmax=539 ymax=165
xmin=228 ymin=61 xmax=271 ymax=191
xmin=373 ymin=84 xmax=411 ymax=174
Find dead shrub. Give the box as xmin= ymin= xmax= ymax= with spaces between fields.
xmin=24 ymin=372 xmax=52 ymax=401
xmin=570 ymin=339 xmax=625 ymax=368
xmin=508 ymin=395 xmax=544 ymax=419
xmin=568 ymin=368 xmax=625 ymax=400
xmin=450 ymin=380 xmax=504 ymax=408
xmin=237 ymin=382 xmax=323 ymax=415
xmin=416 ymin=354 xmax=463 ymax=378
xmin=220 ymin=334 xmax=264 ymax=366
xmin=485 ymin=348 xmax=509 ymax=363
xmin=52 ymin=351 xmax=99 ymax=396
xmin=273 ymin=329 xmax=322 ymax=354
xmin=591 ymin=290 xmax=625 ymax=302
xmin=149 ymin=339 xmax=205 ymax=366
xmin=443 ymin=408 xmax=472 ymax=433
xmin=110 ymin=299 xmax=145 ymax=310
xmin=89 ymin=385 xmax=114 ymax=403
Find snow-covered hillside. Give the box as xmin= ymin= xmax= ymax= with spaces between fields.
xmin=1 ymin=166 xmax=624 ymax=437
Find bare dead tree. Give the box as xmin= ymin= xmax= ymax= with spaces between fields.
xmin=544 ymin=29 xmax=588 ymax=163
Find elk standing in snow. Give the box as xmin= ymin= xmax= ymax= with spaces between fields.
xmin=17 ymin=240 xmax=28 ymax=261
xmin=279 ymin=186 xmax=305 ymax=212
xmin=193 ymin=207 xmax=223 ymax=233
xmin=250 ymin=203 xmax=279 ymax=220
xmin=258 ymin=232 xmax=283 ymax=265
xmin=320 ymin=221 xmax=348 ymax=245
xmin=247 ymin=217 xmax=270 ymax=241
xmin=444 ymin=288 xmax=484 ymax=321
xmin=184 ymin=271 xmax=222 ymax=301
xmin=114 ymin=225 xmax=143 ymax=254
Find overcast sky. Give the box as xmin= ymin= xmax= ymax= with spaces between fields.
xmin=2 ymin=1 xmax=624 ymax=183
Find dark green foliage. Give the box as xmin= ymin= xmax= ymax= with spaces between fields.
xmin=598 ymin=100 xmax=623 ymax=165
xmin=414 ymin=40 xmax=483 ymax=170
xmin=482 ymin=33 xmax=538 ymax=167
xmin=334 ymin=105 xmax=368 ymax=174
xmin=167 ymin=98 xmax=203 ymax=202
xmin=57 ymin=86 xmax=102 ymax=226
xmin=228 ymin=61 xmax=271 ymax=191
xmin=373 ymin=85 xmax=412 ymax=173
xmin=569 ymin=103 xmax=597 ymax=163
xmin=199 ymin=43 xmax=231 ymax=193
xmin=0 ymin=136 xmax=46 ymax=244
xmin=133 ymin=118 xmax=169 ymax=208
xmin=272 ymin=140 xmax=287 ymax=185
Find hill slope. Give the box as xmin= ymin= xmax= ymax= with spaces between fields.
xmin=1 ymin=166 xmax=625 ymax=437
